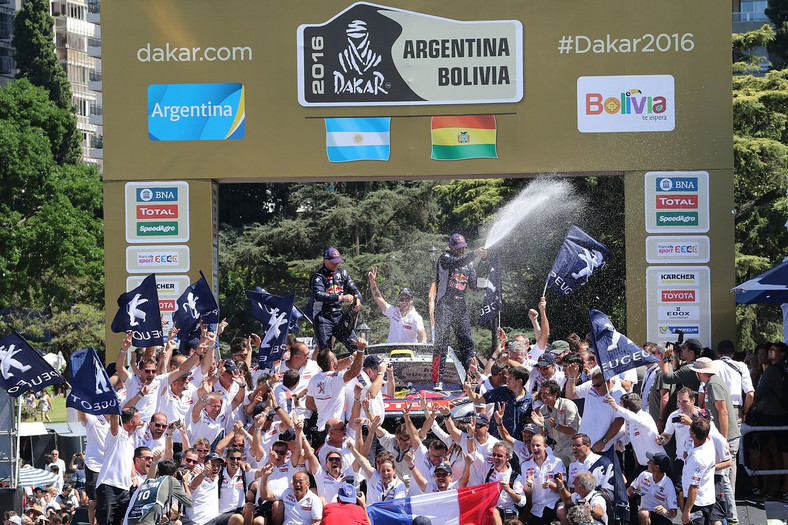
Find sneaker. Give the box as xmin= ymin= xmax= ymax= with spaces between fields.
xmin=433 ymin=382 xmax=443 ymax=392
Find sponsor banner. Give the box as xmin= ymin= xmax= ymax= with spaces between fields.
xmin=577 ymin=74 xmax=674 ymax=133
xmin=125 ymin=182 xmax=189 ymax=243
xmin=657 ymin=305 xmax=700 ymax=321
xmin=297 ymin=2 xmax=523 ymax=106
xmin=147 ymin=82 xmax=245 ymax=141
xmin=126 ymin=245 xmax=190 ymax=273
xmin=659 ymin=289 xmax=697 ymax=303
xmin=645 ymin=236 xmax=710 ymax=264
xmin=646 ymin=266 xmax=710 ymax=347
xmin=645 ymin=171 xmax=709 ymax=233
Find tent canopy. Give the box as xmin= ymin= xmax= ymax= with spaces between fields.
xmin=732 ymin=259 xmax=788 ymax=304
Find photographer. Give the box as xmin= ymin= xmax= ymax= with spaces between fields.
xmin=122 ymin=457 xmax=193 ymax=525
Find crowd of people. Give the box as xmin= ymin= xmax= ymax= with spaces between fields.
xmin=12 ymin=243 xmax=788 ymax=525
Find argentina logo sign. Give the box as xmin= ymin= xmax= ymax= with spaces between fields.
xmin=297 ymin=2 xmax=523 ymax=106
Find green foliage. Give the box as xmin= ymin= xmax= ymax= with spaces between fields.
xmin=11 ymin=0 xmax=81 ymax=164
xmin=0 ymin=79 xmax=104 ymax=312
xmin=733 ymin=24 xmax=775 ymax=74
xmin=733 ymin=30 xmax=788 ymax=351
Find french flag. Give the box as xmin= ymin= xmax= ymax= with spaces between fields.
xmin=367 ymin=482 xmax=500 ymax=525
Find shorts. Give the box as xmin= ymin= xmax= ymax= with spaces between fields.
xmin=85 ymin=466 xmax=99 ymax=500
xmin=648 ymin=512 xmax=672 ymax=525
xmin=711 ymin=475 xmax=728 ymax=521
xmin=254 ymin=499 xmax=273 ymax=520
xmin=206 ymin=508 xmax=244 ymax=525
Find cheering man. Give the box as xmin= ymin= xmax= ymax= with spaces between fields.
xmin=367 ymin=267 xmax=427 ymax=343
xmin=309 ymin=247 xmax=363 ymax=352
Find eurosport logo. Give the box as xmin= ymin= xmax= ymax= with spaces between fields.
xmin=148 ymin=83 xmax=245 ymax=141
xmin=660 ymin=290 xmax=697 ymax=302
xmin=656 ymin=177 xmax=698 ymax=192
xmin=577 ymin=74 xmax=674 ymax=133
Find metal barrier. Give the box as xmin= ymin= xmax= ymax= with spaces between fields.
xmin=740 ymin=422 xmax=788 ymax=476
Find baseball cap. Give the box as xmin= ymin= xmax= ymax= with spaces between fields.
xmin=205 ymin=452 xmax=224 ymax=463
xmin=521 ymin=423 xmax=540 ymax=435
xmin=363 ymin=354 xmax=382 ymax=370
xmin=449 ymin=233 xmax=467 ymax=248
xmin=398 ymin=287 xmax=414 ymax=298
xmin=223 ymin=360 xmax=238 ymax=374
xmin=475 ymin=413 xmax=490 ymax=426
xmin=413 ymin=517 xmax=433 ymax=525
xmin=646 ymin=451 xmax=671 ymax=474
xmin=537 ymin=353 xmax=556 ymax=367
xmin=323 ymin=247 xmax=343 ymax=263
xmin=434 ymin=461 xmax=453 ymax=473
xmin=550 ymin=340 xmax=570 ymax=354
xmin=683 ymin=338 xmax=703 ymax=355
xmin=337 ymin=483 xmax=356 ymax=503
xmin=8 ymin=516 xmax=21 ymax=525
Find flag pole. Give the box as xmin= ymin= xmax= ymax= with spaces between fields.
xmin=542 ymin=281 xmax=548 ymax=299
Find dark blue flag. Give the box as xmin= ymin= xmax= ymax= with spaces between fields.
xmin=67 ymin=347 xmax=121 ymax=415
xmin=589 ymin=309 xmax=659 ymax=380
xmin=546 ymin=225 xmax=611 ymax=297
xmin=111 ymin=273 xmax=164 ymax=347
xmin=0 ymin=333 xmax=65 ymax=397
xmin=246 ymin=290 xmax=295 ymax=366
xmin=254 ymin=287 xmax=307 ymax=333
xmin=590 ymin=447 xmax=630 ymax=521
xmin=478 ymin=252 xmax=502 ymax=325
xmin=172 ymin=273 xmax=219 ymax=353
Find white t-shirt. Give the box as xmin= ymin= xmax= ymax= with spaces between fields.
xmin=662 ymin=409 xmax=695 ymax=460
xmin=526 ymin=368 xmax=566 ymax=397
xmin=614 ymin=408 xmax=665 ymax=466
xmin=486 ymin=466 xmax=526 ymax=511
xmin=708 ymin=425 xmax=732 ymax=465
xmin=157 ymin=382 xmax=197 ymax=443
xmin=316 ymin=440 xmax=355 ymax=476
xmin=631 ymin=471 xmax=678 ymax=512
xmin=279 ymin=488 xmax=323 ymax=525
xmin=126 ymin=374 xmax=168 ymax=423
xmin=520 ymin=456 xmax=565 ymax=517
xmin=344 ymin=369 xmax=385 ymax=423
xmin=715 ymin=356 xmax=754 ymax=407
xmin=313 ymin=465 xmax=349 ymax=503
xmin=681 ymin=439 xmax=716 ymax=506
xmin=366 ymin=470 xmax=408 ymax=504
xmin=83 ymin=414 xmax=110 ymax=472
xmin=189 ymin=403 xmax=231 ymax=445
xmin=570 ymin=489 xmax=608 ymax=525
xmin=276 ymin=360 xmax=322 ymax=396
xmin=96 ymin=427 xmax=135 ymax=490
xmin=134 ymin=428 xmax=165 ymax=454
xmin=218 ymin=467 xmax=247 ymax=513
xmin=458 ymin=433 xmax=500 ymax=485
xmin=307 ymin=371 xmax=348 ymax=431
xmin=575 ymin=381 xmax=625 ymax=451
xmin=568 ymin=452 xmax=601 ymax=487
xmin=186 ymin=474 xmax=219 ymax=525
xmin=384 ymin=305 xmax=425 ymax=343
xmin=259 ymin=462 xmax=297 ymax=502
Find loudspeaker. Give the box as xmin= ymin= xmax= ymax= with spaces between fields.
xmin=72 ymin=507 xmax=89 ymax=525
xmin=0 ymin=487 xmax=24 ymax=513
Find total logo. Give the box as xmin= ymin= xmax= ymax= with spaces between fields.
xmin=655 ymin=195 xmax=697 ymax=209
xmin=577 ymin=74 xmax=675 ymax=133
xmin=137 ymin=205 xmax=178 ymax=218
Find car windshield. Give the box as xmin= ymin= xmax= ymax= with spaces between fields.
xmin=366 ymin=343 xmax=465 ymax=392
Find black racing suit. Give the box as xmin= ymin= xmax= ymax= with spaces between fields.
xmin=432 ymin=250 xmax=477 ymax=383
xmin=308 ymin=265 xmax=362 ymax=351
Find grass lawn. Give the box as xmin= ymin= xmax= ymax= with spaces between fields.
xmin=22 ymin=392 xmax=68 ymax=424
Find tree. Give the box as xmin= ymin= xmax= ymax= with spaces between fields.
xmin=733 ymin=26 xmax=788 ymax=349
xmin=0 ymin=79 xmax=104 ymax=311
xmin=12 ymin=0 xmax=81 ymax=164
xmin=767 ymin=0 xmax=788 ymax=67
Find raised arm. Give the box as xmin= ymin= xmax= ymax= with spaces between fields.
xmin=493 ymin=403 xmax=514 ymax=445
xmin=405 ymin=451 xmax=428 ymax=492
xmin=563 ymin=362 xmax=580 ymax=400
xmin=342 ymin=350 xmax=365 ymax=383
xmin=535 ymin=297 xmax=549 ymax=350
xmin=367 ymin=267 xmax=391 ymax=314
xmin=347 ymin=441 xmax=375 ymax=479
xmin=366 ymin=361 xmax=387 ymax=398
xmin=115 ymin=332 xmax=133 ymax=383
xmin=258 ymin=464 xmax=275 ymax=502
xmin=401 ymin=403 xmax=423 ymax=448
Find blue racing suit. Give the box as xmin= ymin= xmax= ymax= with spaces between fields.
xmin=308 ymin=265 xmax=362 ymax=352
xmin=432 ymin=250 xmax=477 ymax=383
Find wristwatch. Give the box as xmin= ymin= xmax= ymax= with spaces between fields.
xmin=601 ymin=437 xmax=609 ymax=444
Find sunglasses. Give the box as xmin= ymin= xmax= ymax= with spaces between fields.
xmin=272 ymin=449 xmax=288 ymax=456
xmin=195 ymin=448 xmax=209 ymax=453
xmin=330 ymin=425 xmax=346 ymax=432
xmin=152 ymin=422 xmax=167 ymax=428
xmin=141 ymin=456 xmax=154 ymax=461
xmin=435 ymin=472 xmax=450 ymax=478
xmin=143 ymin=369 xmax=157 ymax=374
xmin=327 ymin=457 xmax=342 ymax=463
xmin=491 ymin=453 xmax=506 ymax=458
xmin=228 ymin=456 xmax=242 ymax=461
xmin=184 ymin=458 xmax=198 ymax=464
xmin=398 ymin=297 xmax=412 ymax=302
xmin=592 ymin=382 xmax=604 ymax=389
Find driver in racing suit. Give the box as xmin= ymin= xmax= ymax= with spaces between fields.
xmin=432 ymin=233 xmax=487 ymax=391
xmin=308 ymin=247 xmax=363 ymax=352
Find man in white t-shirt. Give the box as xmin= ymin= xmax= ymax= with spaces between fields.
xmin=95 ymin=407 xmax=143 ymax=525
xmin=567 ymin=434 xmax=601 ymax=488
xmin=680 ymin=417 xmax=716 ymax=525
xmin=50 ymin=450 xmax=67 ymax=482
xmin=368 ymin=267 xmax=427 ymax=343
xmin=565 ymin=365 xmax=625 ymax=453
xmin=627 ymin=452 xmax=678 ymax=525
xmin=78 ymin=411 xmax=109 ymax=525
xmin=306 ymin=348 xmax=364 ymax=433
xmin=134 ymin=412 xmax=168 ymax=453
xmin=609 ymin=393 xmax=665 ymax=467
xmin=344 ymin=354 xmax=394 ymax=425
xmin=259 ymin=468 xmax=323 ymax=525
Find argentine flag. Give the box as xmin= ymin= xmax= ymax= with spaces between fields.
xmin=325 ymin=117 xmax=391 ymax=162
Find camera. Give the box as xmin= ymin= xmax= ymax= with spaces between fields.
xmin=666 ymin=329 xmax=684 ymax=351
xmin=672 ymin=415 xmax=682 ymax=423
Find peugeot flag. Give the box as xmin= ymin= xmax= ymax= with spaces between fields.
xmin=0 ymin=333 xmax=65 ymax=397
xmin=590 ymin=447 xmax=630 ymax=521
xmin=111 ymin=273 xmax=164 ymax=347
xmin=478 ymin=252 xmax=502 ymax=325
xmin=546 ymin=226 xmax=611 ymax=297
xmin=589 ymin=309 xmax=659 ymax=380
xmin=173 ymin=273 xmax=220 ymax=353
xmin=67 ymin=347 xmax=121 ymax=415
xmin=246 ymin=290 xmax=296 ymax=366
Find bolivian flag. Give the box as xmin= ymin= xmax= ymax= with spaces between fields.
xmin=431 ymin=115 xmax=497 ymax=160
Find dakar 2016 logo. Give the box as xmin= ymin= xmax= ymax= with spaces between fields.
xmin=334 ymin=20 xmax=387 ymax=95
